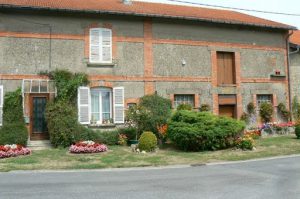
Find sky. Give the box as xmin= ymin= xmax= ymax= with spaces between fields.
xmin=140 ymin=0 xmax=300 ymax=29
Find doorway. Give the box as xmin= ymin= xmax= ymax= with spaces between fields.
xmin=29 ymin=94 xmax=49 ymax=140
xmin=218 ymin=95 xmax=237 ymax=118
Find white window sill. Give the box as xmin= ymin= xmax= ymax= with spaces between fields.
xmin=87 ymin=62 xmax=115 ymax=67
xmin=88 ymin=124 xmax=116 ymax=128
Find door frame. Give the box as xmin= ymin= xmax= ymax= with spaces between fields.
xmin=29 ymin=93 xmax=49 ymax=140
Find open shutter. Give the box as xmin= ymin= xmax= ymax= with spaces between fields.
xmin=78 ymin=87 xmax=90 ymax=124
xmin=113 ymin=87 xmax=124 ymax=124
xmin=101 ymin=29 xmax=112 ymax=63
xmin=89 ymin=28 xmax=101 ymax=63
xmin=0 ymin=85 xmax=3 ymax=126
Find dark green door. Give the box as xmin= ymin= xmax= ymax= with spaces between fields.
xmin=31 ymin=96 xmax=48 ymax=140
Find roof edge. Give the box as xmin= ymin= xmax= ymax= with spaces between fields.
xmin=0 ymin=4 xmax=297 ymax=30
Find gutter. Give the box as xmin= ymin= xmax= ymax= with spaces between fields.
xmin=0 ymin=4 xmax=297 ymax=30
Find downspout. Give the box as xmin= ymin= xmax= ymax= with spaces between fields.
xmin=286 ymin=30 xmax=294 ymax=116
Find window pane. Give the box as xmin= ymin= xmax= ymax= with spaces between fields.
xmin=174 ymin=94 xmax=194 ymax=108
xmin=91 ymin=91 xmax=100 ymax=122
xmin=102 ymin=91 xmax=111 ymax=120
xmin=31 ymin=80 xmax=39 ymax=93
xmin=257 ymin=95 xmax=272 ymax=106
xmin=40 ymin=81 xmax=48 ymax=93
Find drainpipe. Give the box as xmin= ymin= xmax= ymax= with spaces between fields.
xmin=286 ymin=31 xmax=294 ymax=116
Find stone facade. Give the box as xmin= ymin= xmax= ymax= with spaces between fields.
xmin=0 ymin=11 xmax=290 ymax=124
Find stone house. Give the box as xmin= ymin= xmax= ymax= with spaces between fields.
xmin=0 ymin=0 xmax=296 ymax=140
xmin=290 ymin=31 xmax=300 ymax=101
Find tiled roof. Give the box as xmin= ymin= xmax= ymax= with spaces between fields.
xmin=291 ymin=31 xmax=300 ymax=45
xmin=0 ymin=0 xmax=295 ymax=30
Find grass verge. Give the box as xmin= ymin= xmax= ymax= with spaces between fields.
xmin=0 ymin=135 xmax=299 ymax=172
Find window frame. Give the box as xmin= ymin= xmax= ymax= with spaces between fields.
xmin=217 ymin=51 xmax=236 ymax=86
xmin=90 ymin=87 xmax=113 ymax=124
xmin=174 ymin=94 xmax=195 ymax=108
xmin=256 ymin=94 xmax=273 ymax=107
xmin=89 ymin=28 xmax=112 ymax=64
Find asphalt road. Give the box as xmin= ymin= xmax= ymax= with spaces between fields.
xmin=0 ymin=156 xmax=300 ymax=199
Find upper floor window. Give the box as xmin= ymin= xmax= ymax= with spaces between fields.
xmin=89 ymin=28 xmax=112 ymax=64
xmin=217 ymin=52 xmax=236 ymax=85
xmin=174 ymin=94 xmax=195 ymax=108
xmin=257 ymin=95 xmax=273 ymax=107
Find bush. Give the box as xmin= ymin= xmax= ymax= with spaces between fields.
xmin=138 ymin=131 xmax=157 ymax=152
xmin=167 ymin=111 xmax=245 ymax=151
xmin=199 ymin=104 xmax=210 ymax=112
xmin=247 ymin=102 xmax=256 ymax=115
xmin=236 ymin=135 xmax=255 ymax=150
xmin=177 ymin=104 xmax=192 ymax=111
xmin=277 ymin=102 xmax=290 ymax=120
xmin=0 ymin=123 xmax=28 ymax=146
xmin=45 ymin=101 xmax=79 ymax=147
xmin=118 ymin=127 xmax=137 ymax=141
xmin=240 ymin=112 xmax=250 ymax=123
xmin=93 ymin=130 xmax=119 ymax=145
xmin=0 ymin=89 xmax=28 ymax=146
xmin=2 ymin=88 xmax=24 ymax=124
xmin=259 ymin=102 xmax=274 ymax=123
xmin=139 ymin=94 xmax=172 ymax=134
xmin=295 ymin=125 xmax=300 ymax=139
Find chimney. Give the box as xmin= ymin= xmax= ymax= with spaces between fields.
xmin=122 ymin=0 xmax=132 ymax=5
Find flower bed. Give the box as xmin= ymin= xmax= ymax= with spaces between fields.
xmin=259 ymin=122 xmax=295 ymax=136
xmin=69 ymin=141 xmax=108 ymax=154
xmin=0 ymin=144 xmax=31 ymax=159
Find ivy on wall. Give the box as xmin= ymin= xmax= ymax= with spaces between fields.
xmin=47 ymin=70 xmax=89 ymax=103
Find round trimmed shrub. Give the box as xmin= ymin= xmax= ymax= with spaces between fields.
xmin=138 ymin=131 xmax=157 ymax=152
xmin=295 ymin=125 xmax=300 ymax=139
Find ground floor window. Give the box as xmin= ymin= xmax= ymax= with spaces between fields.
xmin=174 ymin=94 xmax=195 ymax=108
xmin=91 ymin=88 xmax=112 ymax=123
xmin=78 ymin=86 xmax=124 ymax=125
xmin=257 ymin=95 xmax=273 ymax=107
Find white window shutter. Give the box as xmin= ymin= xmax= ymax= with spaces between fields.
xmin=89 ymin=28 xmax=101 ymax=63
xmin=101 ymin=29 xmax=112 ymax=63
xmin=78 ymin=87 xmax=91 ymax=124
xmin=113 ymin=87 xmax=125 ymax=124
xmin=0 ymin=85 xmax=3 ymax=126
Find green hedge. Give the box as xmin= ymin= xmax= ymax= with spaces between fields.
xmin=167 ymin=111 xmax=245 ymax=151
xmin=45 ymin=101 xmax=79 ymax=147
xmin=0 ymin=88 xmax=28 ymax=146
xmin=0 ymin=123 xmax=28 ymax=146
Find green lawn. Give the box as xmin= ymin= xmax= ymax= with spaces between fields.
xmin=0 ymin=135 xmax=300 ymax=172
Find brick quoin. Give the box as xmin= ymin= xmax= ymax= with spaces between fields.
xmin=144 ymin=19 xmax=155 ymax=95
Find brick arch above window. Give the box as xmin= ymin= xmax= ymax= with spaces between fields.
xmin=89 ymin=81 xmax=113 ymax=88
xmin=84 ymin=23 xmax=117 ymax=61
